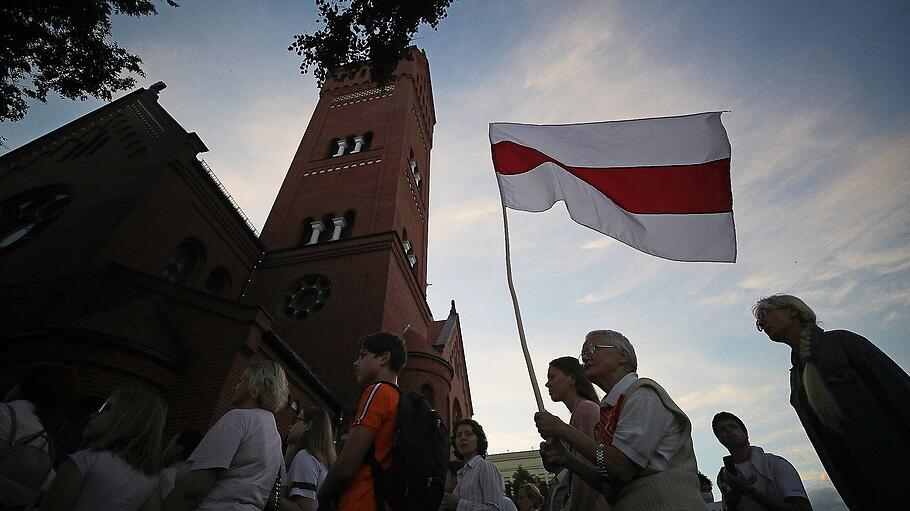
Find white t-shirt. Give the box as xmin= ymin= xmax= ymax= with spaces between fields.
xmin=726 ymin=447 xmax=808 ymax=511
xmin=188 ymin=408 xmax=284 ymax=511
xmin=287 ymin=449 xmax=327 ymax=506
xmin=602 ymin=373 xmax=685 ymax=471
xmin=68 ymin=449 xmax=158 ymax=511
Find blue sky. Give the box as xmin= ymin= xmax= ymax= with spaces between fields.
xmin=4 ymin=1 xmax=909 ymax=508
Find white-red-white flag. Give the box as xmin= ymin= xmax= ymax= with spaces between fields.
xmin=490 ymin=112 xmax=736 ymax=262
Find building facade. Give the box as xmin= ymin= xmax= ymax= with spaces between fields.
xmin=0 ymin=47 xmax=471 ymax=459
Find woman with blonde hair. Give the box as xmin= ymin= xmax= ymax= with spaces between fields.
xmin=754 ymin=294 xmax=910 ymax=510
xmin=282 ymin=407 xmax=336 ymax=510
xmin=165 ymin=359 xmax=289 ymax=511
xmin=38 ymin=388 xmax=166 ymax=511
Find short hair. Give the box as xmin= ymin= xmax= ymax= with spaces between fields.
xmin=174 ymin=429 xmax=203 ymax=461
xmin=585 ymin=330 xmax=637 ymax=372
xmin=753 ymin=294 xmax=817 ymax=325
xmin=19 ymin=363 xmax=80 ymax=420
xmin=451 ymin=418 xmax=489 ymax=460
xmin=549 ymin=356 xmax=599 ymax=403
xmin=243 ymin=360 xmax=289 ymax=413
xmin=360 ymin=332 xmax=407 ymax=373
xmin=518 ymin=482 xmax=544 ymax=507
xmin=447 ymin=459 xmax=464 ymax=475
xmin=91 ymin=389 xmax=166 ymax=474
xmin=712 ymin=411 xmax=748 ymax=437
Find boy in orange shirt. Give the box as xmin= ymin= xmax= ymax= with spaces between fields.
xmin=319 ymin=332 xmax=406 ymax=510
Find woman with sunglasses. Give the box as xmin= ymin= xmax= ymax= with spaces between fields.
xmin=543 ymin=357 xmax=607 ymax=511
xmin=753 ymin=294 xmax=910 ymax=510
xmin=38 ymin=388 xmax=166 ymax=511
xmin=282 ymin=407 xmax=336 ymax=510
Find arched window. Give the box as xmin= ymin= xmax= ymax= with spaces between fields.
xmin=0 ymin=185 xmax=72 ymax=254
xmin=419 ymin=384 xmax=435 ymax=408
xmin=202 ymin=267 xmax=231 ymax=296
xmin=163 ymin=239 xmax=204 ymax=285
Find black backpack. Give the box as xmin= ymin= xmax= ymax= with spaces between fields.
xmin=0 ymin=404 xmax=54 ymax=511
xmin=369 ymin=386 xmax=449 ymax=511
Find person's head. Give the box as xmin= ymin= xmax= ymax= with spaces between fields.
xmin=14 ymin=363 xmax=80 ymax=421
xmin=580 ymin=330 xmax=637 ymax=388
xmin=712 ymin=411 xmax=749 ymax=452
xmin=233 ymin=360 xmax=289 ymax=413
xmin=546 ymin=356 xmax=598 ymax=404
xmin=83 ymin=388 xmax=166 ymax=474
xmin=698 ymin=471 xmax=713 ymax=497
xmin=162 ymin=428 xmax=202 ymax=466
xmin=451 ymin=418 xmax=488 ymax=460
xmin=516 ymin=483 xmax=544 ymax=511
xmin=753 ymin=294 xmax=816 ymax=343
xmin=354 ymin=332 xmax=407 ymax=384
xmin=445 ymin=459 xmax=464 ymax=493
xmin=288 ymin=406 xmax=336 ymax=467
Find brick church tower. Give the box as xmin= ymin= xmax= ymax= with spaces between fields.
xmin=244 ymin=48 xmax=472 ymax=423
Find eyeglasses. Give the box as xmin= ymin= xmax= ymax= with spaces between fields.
xmin=95 ymin=400 xmax=111 ymax=415
xmin=754 ymin=306 xmax=785 ymax=331
xmin=578 ymin=344 xmax=620 ymax=363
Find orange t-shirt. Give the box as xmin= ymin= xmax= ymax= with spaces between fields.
xmin=337 ymin=382 xmax=399 ymax=511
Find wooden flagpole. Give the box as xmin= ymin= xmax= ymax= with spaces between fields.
xmin=501 ymin=203 xmax=546 ymax=412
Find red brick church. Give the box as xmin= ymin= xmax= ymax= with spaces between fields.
xmin=0 ymin=47 xmax=472 ymax=458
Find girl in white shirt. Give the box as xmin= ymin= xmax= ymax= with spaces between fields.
xmin=440 ymin=418 xmax=507 ymax=511
xmin=282 ymin=407 xmax=336 ymax=511
xmin=38 ymin=388 xmax=166 ymax=511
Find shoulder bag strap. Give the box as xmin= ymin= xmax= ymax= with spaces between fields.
xmin=3 ymin=403 xmax=17 ymax=442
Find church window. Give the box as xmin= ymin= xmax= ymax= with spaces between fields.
xmin=330 ymin=217 xmax=347 ymax=241
xmin=282 ymin=274 xmax=332 ymax=320
xmin=332 ymin=138 xmax=348 ymax=157
xmin=408 ymin=150 xmax=421 ymax=188
xmin=420 ymin=384 xmax=435 ymax=408
xmin=305 ymin=220 xmax=326 ymax=245
xmin=163 ymin=239 xmax=204 ymax=285
xmin=350 ymin=135 xmax=364 ymax=154
xmin=453 ymin=399 xmax=463 ymax=422
xmin=0 ymin=185 xmax=72 ymax=254
xmin=202 ymin=267 xmax=231 ymax=296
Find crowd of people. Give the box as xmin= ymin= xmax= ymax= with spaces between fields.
xmin=1 ymin=294 xmax=907 ymax=510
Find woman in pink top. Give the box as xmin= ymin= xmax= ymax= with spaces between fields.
xmin=545 ymin=357 xmax=609 ymax=511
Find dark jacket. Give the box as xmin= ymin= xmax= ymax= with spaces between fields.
xmin=789 ymin=326 xmax=910 ymax=510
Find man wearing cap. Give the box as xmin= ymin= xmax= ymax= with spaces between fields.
xmin=535 ymin=330 xmax=705 ymax=510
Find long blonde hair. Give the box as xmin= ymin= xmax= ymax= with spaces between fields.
xmin=755 ymin=294 xmax=845 ymax=434
xmin=90 ymin=389 xmax=166 ymax=474
xmin=289 ymin=407 xmax=336 ymax=468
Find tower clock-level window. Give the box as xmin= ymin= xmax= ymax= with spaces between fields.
xmin=281 ymin=274 xmax=332 ymax=320
xmin=163 ymin=239 xmax=204 ymax=285
xmin=0 ymin=185 xmax=72 ymax=254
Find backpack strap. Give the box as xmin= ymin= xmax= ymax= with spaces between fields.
xmin=3 ymin=403 xmax=18 ymax=443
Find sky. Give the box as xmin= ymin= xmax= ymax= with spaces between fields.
xmin=3 ymin=1 xmax=909 ymax=508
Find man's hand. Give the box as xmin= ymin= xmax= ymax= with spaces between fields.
xmin=721 ymin=469 xmax=757 ymax=496
xmin=539 ymin=439 xmax=568 ymax=467
xmin=439 ymin=492 xmax=460 ymax=510
xmin=534 ymin=411 xmax=567 ymax=439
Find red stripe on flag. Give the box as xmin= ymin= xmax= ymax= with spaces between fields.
xmin=492 ymin=140 xmax=732 ymax=214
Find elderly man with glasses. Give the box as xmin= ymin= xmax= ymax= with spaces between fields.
xmin=535 ymin=330 xmax=705 ymax=511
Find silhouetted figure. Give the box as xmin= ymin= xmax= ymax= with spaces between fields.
xmin=712 ymin=411 xmax=810 ymax=510
xmin=754 ymin=294 xmax=910 ymax=510
xmin=164 ymin=360 xmax=288 ymax=511
xmin=38 ymin=388 xmax=165 ymax=511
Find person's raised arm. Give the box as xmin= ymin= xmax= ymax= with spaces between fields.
xmin=318 ymin=425 xmax=373 ymax=500
xmin=535 ymin=411 xmax=641 ymax=484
